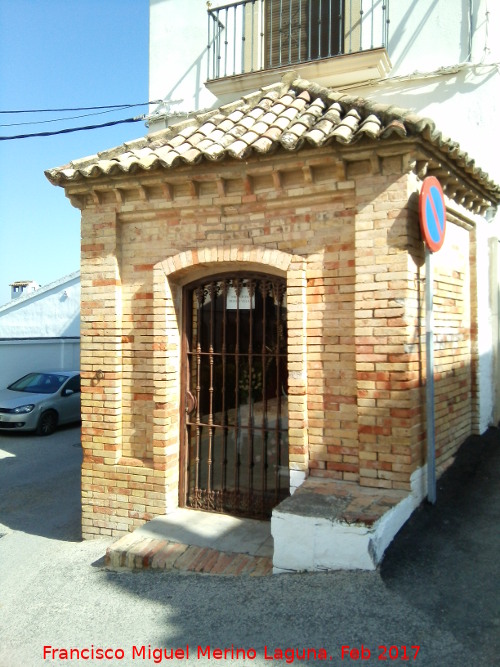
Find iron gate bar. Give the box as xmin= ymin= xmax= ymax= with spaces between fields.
xmin=326 ymin=0 xmax=331 ymax=58
xmin=318 ymin=0 xmax=322 ymax=58
xmin=338 ymin=0 xmax=343 ymax=55
xmin=251 ymin=0 xmax=255 ymax=72
xmin=269 ymin=0 xmax=273 ymax=66
xmin=359 ymin=1 xmax=363 ymax=52
xmin=247 ymin=279 xmax=254 ymax=493
xmin=221 ymin=280 xmax=228 ymax=493
xmin=279 ymin=0 xmax=283 ymax=66
xmin=207 ymin=282 xmax=216 ymax=495
xmin=194 ymin=286 xmax=203 ymax=497
xmin=384 ymin=1 xmax=390 ymax=48
xmin=307 ymin=0 xmax=312 ymax=60
xmin=260 ymin=280 xmax=268 ymax=495
xmin=288 ymin=0 xmax=292 ymax=64
xmin=234 ymin=278 xmax=241 ymax=496
xmin=184 ymin=274 xmax=289 ymax=518
xmin=233 ymin=3 xmax=240 ymax=74
xmin=274 ymin=280 xmax=282 ymax=501
xmin=297 ymin=0 xmax=303 ymax=62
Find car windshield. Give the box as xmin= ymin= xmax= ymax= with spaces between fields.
xmin=8 ymin=373 xmax=68 ymax=394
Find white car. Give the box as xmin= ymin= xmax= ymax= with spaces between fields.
xmin=0 ymin=371 xmax=81 ymax=436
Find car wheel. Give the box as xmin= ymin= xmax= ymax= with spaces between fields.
xmin=36 ymin=410 xmax=58 ymax=436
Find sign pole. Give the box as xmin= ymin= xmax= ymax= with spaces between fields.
xmin=425 ymin=247 xmax=436 ymax=504
xmin=419 ymin=176 xmax=446 ymax=505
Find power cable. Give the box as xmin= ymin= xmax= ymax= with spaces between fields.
xmin=0 ymin=106 xmax=138 ymax=128
xmin=0 ymin=101 xmax=161 ymax=114
xmin=0 ymin=116 xmax=145 ymax=141
xmin=0 ymin=98 xmax=165 ymax=140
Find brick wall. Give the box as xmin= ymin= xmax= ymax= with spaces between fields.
xmin=74 ymin=147 xmax=479 ymax=537
xmin=431 ymin=222 xmax=472 ymax=465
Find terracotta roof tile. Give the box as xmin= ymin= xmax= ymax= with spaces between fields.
xmin=204 ymin=144 xmax=225 ymax=161
xmin=46 ymin=78 xmax=500 ymax=204
xmin=227 ymin=140 xmax=251 ymax=159
xmin=252 ymin=136 xmax=274 ymax=153
xmin=381 ymin=118 xmax=407 ymax=138
xmin=180 ymin=147 xmax=203 ymax=164
xmin=359 ymin=114 xmax=383 ymax=139
xmin=331 ymin=109 xmax=361 ymax=143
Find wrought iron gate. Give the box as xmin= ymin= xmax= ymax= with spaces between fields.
xmin=182 ymin=273 xmax=289 ymax=518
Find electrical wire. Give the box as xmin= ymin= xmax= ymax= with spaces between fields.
xmin=0 ymin=106 xmax=139 ymax=128
xmin=0 ymin=101 xmax=161 ymax=114
xmin=0 ymin=116 xmax=145 ymax=141
xmin=0 ymin=98 xmax=164 ymax=140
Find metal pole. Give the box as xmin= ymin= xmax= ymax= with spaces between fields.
xmin=425 ymin=247 xmax=436 ymax=504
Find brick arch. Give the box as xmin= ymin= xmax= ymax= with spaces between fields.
xmin=160 ymin=245 xmax=294 ymax=283
xmin=152 ymin=243 xmax=309 ymax=505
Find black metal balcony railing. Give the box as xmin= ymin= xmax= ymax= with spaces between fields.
xmin=207 ymin=0 xmax=390 ymax=81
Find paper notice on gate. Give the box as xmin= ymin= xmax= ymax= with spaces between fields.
xmin=226 ymin=285 xmax=255 ymax=310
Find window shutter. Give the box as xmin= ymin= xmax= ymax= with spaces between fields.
xmin=264 ymin=0 xmax=344 ymax=67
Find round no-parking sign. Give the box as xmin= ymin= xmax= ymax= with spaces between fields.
xmin=419 ymin=176 xmax=446 ymax=252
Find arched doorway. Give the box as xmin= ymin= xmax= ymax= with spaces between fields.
xmin=180 ymin=272 xmax=289 ymax=519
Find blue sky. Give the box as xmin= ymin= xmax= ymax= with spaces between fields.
xmin=0 ymin=0 xmax=149 ymax=305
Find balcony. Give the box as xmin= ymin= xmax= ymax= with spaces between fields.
xmin=206 ymin=0 xmax=391 ymax=96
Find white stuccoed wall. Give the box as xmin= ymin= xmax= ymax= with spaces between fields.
xmin=0 ymin=272 xmax=80 ymax=387
xmin=149 ymin=0 xmax=219 ymax=124
xmin=475 ymin=219 xmax=495 ymax=431
xmin=352 ymin=0 xmax=500 ymax=186
xmin=149 ymin=0 xmax=500 ymax=181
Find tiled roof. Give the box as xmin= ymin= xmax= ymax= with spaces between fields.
xmin=46 ymin=79 xmax=500 ymax=204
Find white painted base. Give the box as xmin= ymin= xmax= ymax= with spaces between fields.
xmin=289 ymin=469 xmax=307 ymax=495
xmin=272 ymin=466 xmax=428 ymax=572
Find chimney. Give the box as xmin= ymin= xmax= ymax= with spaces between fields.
xmin=10 ymin=280 xmax=40 ymax=300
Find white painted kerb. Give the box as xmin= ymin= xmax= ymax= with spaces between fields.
xmin=272 ymin=465 xmax=428 ymax=572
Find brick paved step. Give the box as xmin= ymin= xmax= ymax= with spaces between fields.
xmin=105 ymin=536 xmax=273 ymax=576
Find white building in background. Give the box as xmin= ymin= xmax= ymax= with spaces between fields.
xmin=148 ymin=0 xmax=500 ymax=427
xmin=0 ymin=271 xmax=80 ymax=387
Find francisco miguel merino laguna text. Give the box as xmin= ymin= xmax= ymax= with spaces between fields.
xmin=43 ymin=644 xmax=330 ymax=663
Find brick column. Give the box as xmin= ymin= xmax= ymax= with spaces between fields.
xmin=354 ymin=162 xmax=417 ymax=491
xmin=152 ymin=265 xmax=180 ymax=513
xmin=287 ymin=258 xmax=309 ymax=490
xmin=80 ymin=207 xmax=123 ymax=537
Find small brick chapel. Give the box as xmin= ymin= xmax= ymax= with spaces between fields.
xmin=47 ymin=79 xmax=500 ymax=569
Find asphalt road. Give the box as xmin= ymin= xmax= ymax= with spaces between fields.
xmin=0 ymin=426 xmax=498 ymax=667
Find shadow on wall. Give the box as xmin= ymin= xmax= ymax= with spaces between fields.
xmin=364 ymin=67 xmax=498 ymax=122
xmin=158 ymin=47 xmax=211 ymax=118
xmin=387 ymin=189 xmax=482 ymax=471
xmin=389 ymin=0 xmax=473 ymax=70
